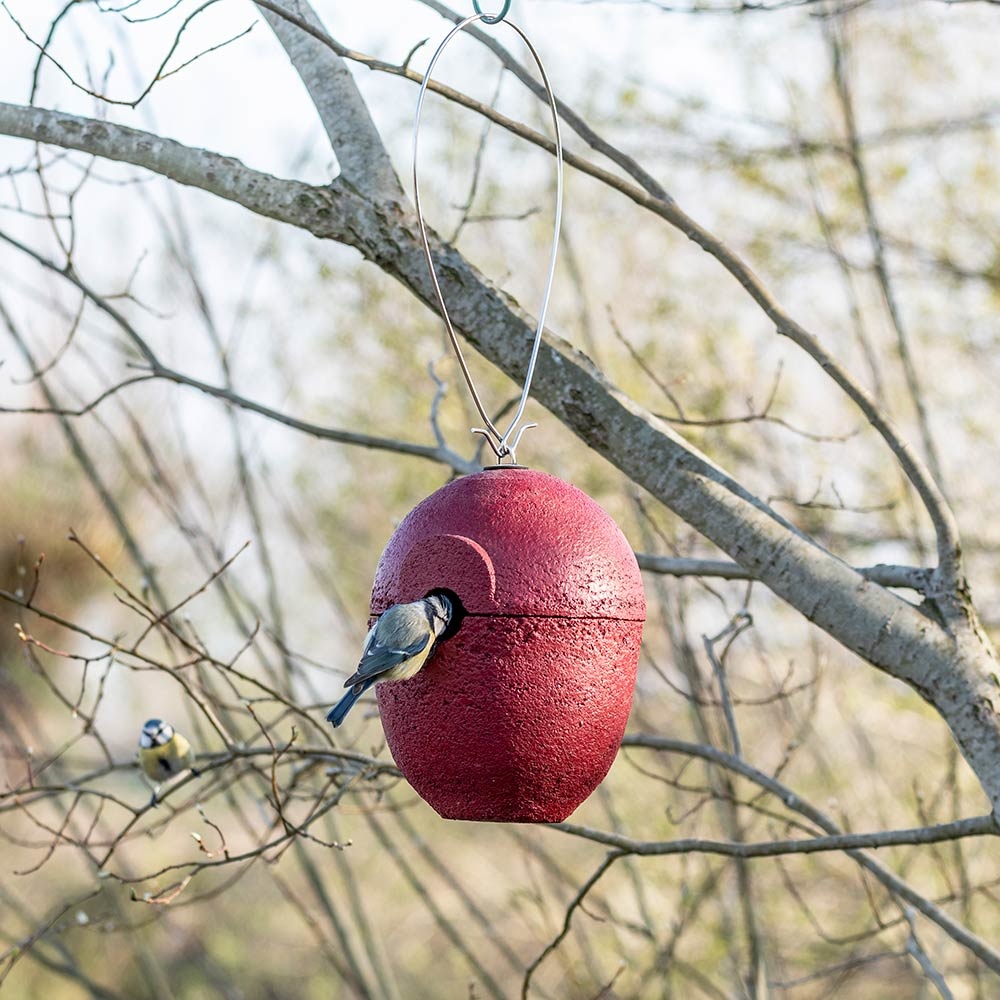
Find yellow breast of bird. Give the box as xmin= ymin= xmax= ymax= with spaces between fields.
xmin=172 ymin=732 xmax=194 ymax=768
xmin=138 ymin=746 xmax=168 ymax=781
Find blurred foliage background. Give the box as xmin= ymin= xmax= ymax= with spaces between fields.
xmin=2 ymin=0 xmax=1000 ymax=997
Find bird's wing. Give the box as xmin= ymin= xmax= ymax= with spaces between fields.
xmin=344 ymin=609 xmax=432 ymax=687
xmin=345 ymin=633 xmax=431 ymax=686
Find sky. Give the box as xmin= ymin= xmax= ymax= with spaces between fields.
xmin=0 ymin=0 xmax=805 ymax=181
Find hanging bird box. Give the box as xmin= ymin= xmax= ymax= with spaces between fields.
xmin=371 ymin=467 xmax=645 ymax=823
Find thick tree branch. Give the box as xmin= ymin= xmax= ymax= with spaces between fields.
xmin=254 ymin=0 xmax=404 ymax=201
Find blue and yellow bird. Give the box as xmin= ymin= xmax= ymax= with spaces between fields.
xmin=327 ymin=593 xmax=453 ymax=727
xmin=138 ymin=718 xmax=199 ymax=804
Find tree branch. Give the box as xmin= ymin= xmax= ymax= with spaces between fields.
xmin=0 ymin=226 xmax=476 ymax=475
xmin=828 ymin=19 xmax=946 ymax=497
xmin=552 ymin=816 xmax=998 ymax=860
xmin=617 ymin=735 xmax=1000 ymax=975
xmin=254 ymin=0 xmax=404 ymax=201
xmin=636 ymin=554 xmax=932 ymax=591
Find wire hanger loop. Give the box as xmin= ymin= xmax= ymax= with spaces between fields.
xmin=412 ymin=12 xmax=564 ymax=466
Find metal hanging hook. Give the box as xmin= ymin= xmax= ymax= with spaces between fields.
xmin=472 ymin=0 xmax=511 ymax=25
xmin=412 ymin=13 xmax=564 ymax=466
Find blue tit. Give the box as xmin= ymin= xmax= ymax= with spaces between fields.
xmin=327 ymin=593 xmax=453 ymax=727
xmin=138 ymin=718 xmax=199 ymax=805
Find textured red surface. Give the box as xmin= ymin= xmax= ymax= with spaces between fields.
xmin=372 ymin=468 xmax=646 ymax=823
xmin=371 ymin=468 xmax=645 ymax=620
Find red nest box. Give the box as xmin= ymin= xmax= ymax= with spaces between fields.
xmin=371 ymin=467 xmax=646 ymax=823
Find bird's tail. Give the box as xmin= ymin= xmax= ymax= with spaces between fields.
xmin=326 ymin=686 xmax=364 ymax=728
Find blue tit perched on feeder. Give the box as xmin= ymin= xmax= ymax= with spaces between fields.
xmin=327 ymin=593 xmax=453 ymax=728
xmin=138 ymin=718 xmax=199 ymax=805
